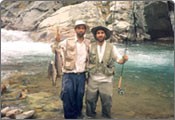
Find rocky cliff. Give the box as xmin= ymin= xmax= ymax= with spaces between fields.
xmin=1 ymin=1 xmax=174 ymax=43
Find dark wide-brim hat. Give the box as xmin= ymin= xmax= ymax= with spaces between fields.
xmin=91 ymin=26 xmax=111 ymax=40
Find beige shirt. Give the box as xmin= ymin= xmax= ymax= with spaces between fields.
xmin=90 ymin=41 xmax=122 ymax=82
xmin=59 ymin=36 xmax=87 ymax=73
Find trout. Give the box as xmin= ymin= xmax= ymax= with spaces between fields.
xmin=48 ymin=50 xmax=62 ymax=86
xmin=48 ymin=60 xmax=57 ymax=86
xmin=48 ymin=26 xmax=63 ymax=86
xmin=55 ymin=49 xmax=62 ymax=78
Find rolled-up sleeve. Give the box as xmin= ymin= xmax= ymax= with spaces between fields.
xmin=113 ymin=45 xmax=122 ymax=63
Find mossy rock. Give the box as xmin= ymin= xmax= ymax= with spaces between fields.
xmin=27 ymin=92 xmax=60 ymax=111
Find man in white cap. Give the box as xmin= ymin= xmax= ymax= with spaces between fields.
xmin=55 ymin=20 xmax=90 ymax=119
xmin=86 ymin=26 xmax=128 ymax=118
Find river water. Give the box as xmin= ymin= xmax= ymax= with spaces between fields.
xmin=1 ymin=29 xmax=174 ymax=118
xmin=113 ymin=42 xmax=174 ymax=118
xmin=1 ymin=29 xmax=52 ymax=80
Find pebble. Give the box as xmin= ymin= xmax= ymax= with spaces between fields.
xmin=16 ymin=89 xmax=28 ymax=99
xmin=15 ymin=110 xmax=35 ymax=119
xmin=1 ymin=84 xmax=7 ymax=94
xmin=1 ymin=106 xmax=35 ymax=119
xmin=1 ymin=107 xmax=11 ymax=115
xmin=1 ymin=117 xmax=10 ymax=119
xmin=6 ymin=108 xmax=23 ymax=117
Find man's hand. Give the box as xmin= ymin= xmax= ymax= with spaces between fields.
xmin=123 ymin=54 xmax=128 ymax=61
xmin=55 ymin=26 xmax=61 ymax=42
xmin=118 ymin=54 xmax=128 ymax=64
xmin=55 ymin=33 xmax=60 ymax=42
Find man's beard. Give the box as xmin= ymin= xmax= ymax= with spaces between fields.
xmin=77 ymin=32 xmax=85 ymax=38
xmin=97 ymin=37 xmax=105 ymax=42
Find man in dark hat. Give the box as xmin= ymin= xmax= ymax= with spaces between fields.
xmin=86 ymin=26 xmax=128 ymax=118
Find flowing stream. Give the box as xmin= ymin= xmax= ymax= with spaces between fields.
xmin=1 ymin=29 xmax=174 ymax=118
xmin=113 ymin=41 xmax=174 ymax=118
xmin=1 ymin=29 xmax=52 ymax=80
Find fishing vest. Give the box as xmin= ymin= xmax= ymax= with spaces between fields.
xmin=88 ymin=42 xmax=115 ymax=76
xmin=63 ymin=37 xmax=90 ymax=71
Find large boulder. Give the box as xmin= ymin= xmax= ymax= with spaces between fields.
xmin=29 ymin=26 xmax=75 ymax=42
xmin=30 ymin=1 xmax=105 ymax=42
xmin=135 ymin=1 xmax=173 ymax=40
xmin=106 ymin=1 xmax=134 ymax=42
xmin=1 ymin=1 xmax=63 ymax=31
xmin=1 ymin=1 xmax=174 ymax=43
xmin=130 ymin=1 xmax=151 ymax=41
xmin=38 ymin=1 xmax=105 ymax=29
xmin=1 ymin=1 xmax=32 ymax=17
xmin=167 ymin=1 xmax=174 ymax=32
xmin=106 ymin=1 xmax=173 ymax=42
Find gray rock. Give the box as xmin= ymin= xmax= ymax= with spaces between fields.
xmin=101 ymin=1 xmax=110 ymax=6
xmin=61 ymin=1 xmax=82 ymax=6
xmin=31 ymin=1 xmax=105 ymax=42
xmin=107 ymin=1 xmax=134 ymax=42
xmin=1 ymin=1 xmax=173 ymax=43
xmin=15 ymin=110 xmax=35 ymax=119
xmin=167 ymin=1 xmax=174 ymax=32
xmin=1 ymin=1 xmax=63 ymax=31
xmin=135 ymin=1 xmax=173 ymax=40
xmin=106 ymin=14 xmax=113 ymax=25
xmin=1 ymin=107 xmax=11 ymax=115
xmin=1 ymin=117 xmax=11 ymax=119
xmin=26 ymin=92 xmax=60 ymax=111
xmin=107 ymin=1 xmax=173 ymax=42
xmin=39 ymin=1 xmax=105 ymax=29
xmin=6 ymin=108 xmax=23 ymax=118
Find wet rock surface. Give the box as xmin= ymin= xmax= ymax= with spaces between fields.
xmin=1 ymin=71 xmax=174 ymax=119
xmin=1 ymin=72 xmax=64 ymax=119
xmin=1 ymin=106 xmax=35 ymax=119
xmin=1 ymin=1 xmax=174 ymax=43
xmin=1 ymin=1 xmax=63 ymax=31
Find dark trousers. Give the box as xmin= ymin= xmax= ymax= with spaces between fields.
xmin=60 ymin=72 xmax=86 ymax=119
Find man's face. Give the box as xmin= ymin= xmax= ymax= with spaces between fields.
xmin=75 ymin=25 xmax=86 ymax=37
xmin=96 ymin=30 xmax=106 ymax=42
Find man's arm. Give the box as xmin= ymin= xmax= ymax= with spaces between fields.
xmin=50 ymin=32 xmax=61 ymax=53
xmin=113 ymin=45 xmax=128 ymax=64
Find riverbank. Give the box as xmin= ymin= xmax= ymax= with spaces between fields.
xmin=1 ymin=68 xmax=174 ymax=119
xmin=1 ymin=71 xmax=64 ymax=119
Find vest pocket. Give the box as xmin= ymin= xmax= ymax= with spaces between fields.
xmin=66 ymin=51 xmax=76 ymax=58
xmin=90 ymin=53 xmax=96 ymax=64
xmin=64 ymin=61 xmax=75 ymax=70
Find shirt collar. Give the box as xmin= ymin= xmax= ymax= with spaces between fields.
xmin=97 ymin=41 xmax=106 ymax=47
xmin=75 ymin=35 xmax=78 ymax=42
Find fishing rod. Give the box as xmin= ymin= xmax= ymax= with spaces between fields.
xmin=117 ymin=29 xmax=129 ymax=95
xmin=111 ymin=1 xmax=132 ymax=95
xmin=117 ymin=1 xmax=137 ymax=95
xmin=111 ymin=1 xmax=126 ymax=95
